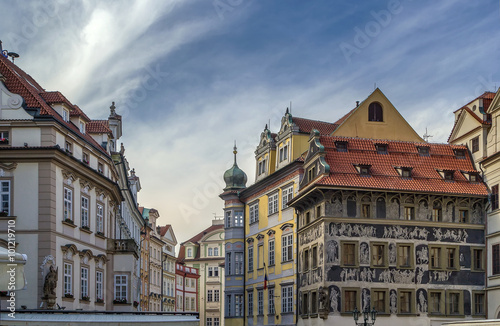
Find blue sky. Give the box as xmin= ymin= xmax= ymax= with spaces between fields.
xmin=1 ymin=0 xmax=499 ymax=242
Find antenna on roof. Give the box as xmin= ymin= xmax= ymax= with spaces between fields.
xmin=423 ymin=127 xmax=433 ymax=142
xmin=7 ymin=52 xmax=19 ymax=63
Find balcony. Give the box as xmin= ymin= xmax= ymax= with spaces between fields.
xmin=109 ymin=239 xmax=139 ymax=258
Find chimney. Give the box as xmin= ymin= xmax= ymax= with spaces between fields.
xmin=356 ymin=101 xmax=360 ymax=107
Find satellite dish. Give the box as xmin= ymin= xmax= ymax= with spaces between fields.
xmin=7 ymin=52 xmax=19 ymax=63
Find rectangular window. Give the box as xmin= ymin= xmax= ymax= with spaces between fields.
xmin=430 ymin=247 xmax=441 ymax=269
xmin=459 ymin=209 xmax=468 ymax=223
xmin=474 ymin=292 xmax=485 ymax=315
xmin=235 ymin=252 xmax=243 ymax=275
xmin=98 ymin=162 xmax=104 ymax=174
xmin=432 ymin=208 xmax=442 ymax=222
xmin=207 ymin=318 xmax=212 ymax=326
xmin=191 ymin=297 xmax=195 ymax=310
xmin=343 ymin=289 xmax=357 ymax=312
xmin=214 ymin=289 xmax=219 ymax=302
xmin=471 ymin=136 xmax=479 ymax=153
xmin=248 ymin=246 xmax=254 ymax=272
xmin=258 ymin=244 xmax=264 ymax=269
xmin=269 ymin=288 xmax=275 ymax=314
xmin=282 ymin=234 xmax=293 ymax=262
xmin=64 ymin=262 xmax=72 ymax=295
xmin=397 ymin=244 xmax=413 ymax=268
xmin=226 ymin=252 xmax=232 ymax=275
xmin=248 ymin=292 xmax=253 ymax=316
xmin=399 ymin=290 xmax=413 ymax=314
xmin=429 ymin=291 xmax=443 ymax=314
xmin=225 ymin=211 xmax=231 ymax=228
xmin=372 ymin=290 xmax=387 ymax=313
xmin=234 ymin=211 xmax=243 ymax=227
xmin=81 ymin=267 xmax=88 ymax=298
xmin=227 ymin=295 xmax=232 ymax=316
xmin=282 ymin=285 xmax=293 ymax=313
xmin=65 ymin=141 xmax=72 ymax=154
xmin=282 ymin=185 xmax=293 ymax=209
xmin=268 ymin=193 xmax=278 ymax=215
xmin=472 ymin=248 xmax=484 ymax=271
xmin=62 ymin=109 xmax=69 ymax=122
xmin=0 ymin=180 xmax=11 ymax=215
xmin=207 ymin=289 xmax=213 ymax=302
xmin=446 ymin=247 xmax=457 ymax=269
xmin=316 ymin=205 xmax=321 ymax=218
xmin=308 ymin=166 xmax=316 ymax=182
xmin=235 ymin=294 xmax=243 ymax=317
xmin=404 ymin=206 xmax=414 ymax=220
xmin=64 ymin=187 xmax=73 ymax=221
xmin=0 ymin=131 xmax=9 ymax=144
xmin=311 ymin=291 xmax=317 ymax=314
xmin=214 ymin=266 xmax=219 ymax=276
xmin=269 ymin=239 xmax=275 ymax=266
xmin=249 ymin=203 xmax=259 ymax=224
xmin=493 ymin=185 xmax=499 ymax=211
xmin=258 ymin=290 xmax=263 ymax=315
xmin=342 ymin=242 xmax=356 ymax=266
xmin=214 ymin=318 xmax=220 ymax=326
xmin=81 ymin=196 xmax=89 ymax=228
xmin=448 ymin=292 xmax=461 ymax=315
xmin=305 ymin=212 xmax=310 ymax=225
xmin=208 ymin=248 xmax=213 ymax=256
xmin=96 ymin=271 xmax=103 ymax=300
xmin=361 ymin=204 xmax=370 ymax=218
xmin=96 ymin=204 xmax=104 ymax=233
xmin=312 ymin=246 xmax=318 ymax=269
xmin=302 ymin=292 xmax=309 ymax=315
xmin=347 ymin=198 xmax=356 ymax=217
xmin=114 ymin=275 xmax=127 ymax=301
xmin=303 ymin=249 xmax=309 ymax=271
xmin=493 ymin=244 xmax=500 ymax=275
xmin=371 ymin=243 xmax=386 ymax=267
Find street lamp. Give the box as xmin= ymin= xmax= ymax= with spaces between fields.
xmin=353 ymin=306 xmax=377 ymax=326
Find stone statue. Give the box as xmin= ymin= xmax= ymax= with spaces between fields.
xmin=319 ymin=287 xmax=330 ymax=319
xmin=42 ymin=265 xmax=58 ymax=309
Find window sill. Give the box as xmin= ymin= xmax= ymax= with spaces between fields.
xmin=281 ymin=312 xmax=294 ymax=315
xmin=300 ymin=314 xmax=309 ymax=319
xmin=62 ymin=296 xmax=75 ymax=302
xmin=79 ymin=299 xmax=91 ymax=303
xmin=62 ymin=220 xmax=77 ymax=228
xmin=396 ymin=313 xmax=418 ymax=317
xmin=249 ymin=221 xmax=259 ymax=226
xmin=95 ymin=233 xmax=106 ymax=239
xmin=309 ymin=313 xmax=318 ymax=318
xmin=80 ymin=227 xmax=92 ymax=234
xmin=0 ymin=215 xmax=15 ymax=221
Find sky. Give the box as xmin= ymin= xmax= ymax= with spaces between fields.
xmin=0 ymin=0 xmax=499 ymax=244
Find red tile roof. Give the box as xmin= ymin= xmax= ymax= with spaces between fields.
xmin=309 ymin=136 xmax=487 ymax=196
xmin=0 ymin=55 xmax=110 ymax=157
xmin=292 ymin=117 xmax=338 ymax=135
xmin=87 ymin=120 xmax=112 ymax=134
xmin=158 ymin=225 xmax=171 ymax=237
xmin=177 ymin=223 xmax=224 ymax=263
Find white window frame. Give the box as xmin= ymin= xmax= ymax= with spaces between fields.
xmin=258 ymin=290 xmax=264 ymax=315
xmin=235 ymin=252 xmax=243 ymax=275
xmin=96 ymin=203 xmax=104 ymax=234
xmin=282 ymin=185 xmax=293 ymax=209
xmin=114 ymin=274 xmax=128 ymax=301
xmin=187 ymin=248 xmax=192 ymax=257
xmin=81 ymin=196 xmax=89 ymax=228
xmin=248 ymin=292 xmax=254 ymax=316
xmin=269 ymin=288 xmax=275 ymax=314
xmin=62 ymin=109 xmax=69 ymax=122
xmin=282 ymin=285 xmax=293 ymax=313
xmin=207 ymin=289 xmax=213 ymax=302
xmin=269 ymin=239 xmax=275 ymax=266
xmin=96 ymin=270 xmax=103 ymax=300
xmin=208 ymin=267 xmax=213 ymax=277
xmin=64 ymin=187 xmax=73 ymax=221
xmin=214 ymin=247 xmax=219 ymax=256
xmin=214 ymin=289 xmax=220 ymax=302
xmin=0 ymin=180 xmax=11 ymax=215
xmin=64 ymin=262 xmax=73 ymax=295
xmin=208 ymin=248 xmax=213 ymax=256
xmin=214 ymin=317 xmax=220 ymax=326
xmin=81 ymin=267 xmax=89 ymax=298
xmin=234 ymin=211 xmax=243 ymax=227
xmin=235 ymin=294 xmax=243 ymax=316
xmin=248 ymin=246 xmax=254 ymax=272
xmin=268 ymin=192 xmax=278 ymax=215
xmin=282 ymin=234 xmax=293 ymax=262
xmin=250 ymin=203 xmax=259 ymax=224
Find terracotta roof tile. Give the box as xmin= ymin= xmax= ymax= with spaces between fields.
xmin=87 ymin=120 xmax=112 ymax=134
xmin=292 ymin=117 xmax=338 ymax=135
xmin=311 ymin=136 xmax=487 ymax=196
xmin=158 ymin=225 xmax=171 ymax=237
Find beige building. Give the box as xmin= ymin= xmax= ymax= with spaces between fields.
xmin=158 ymin=224 xmax=178 ymax=312
xmin=178 ymin=218 xmax=225 ymax=326
xmin=448 ymin=89 xmax=499 ymax=318
xmin=0 ymin=54 xmax=126 ymax=309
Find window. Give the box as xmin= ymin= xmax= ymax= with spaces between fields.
xmin=312 ymin=246 xmax=318 ymax=269
xmin=225 ymin=211 xmax=231 ymax=228
xmin=397 ymin=244 xmax=413 ymax=268
xmin=63 ymin=187 xmax=73 ymax=221
xmin=269 ymin=288 xmax=275 ymax=314
xmin=96 ymin=271 xmax=103 ymax=301
xmin=62 ymin=109 xmax=69 ymax=122
xmin=473 ymin=292 xmax=485 ymax=315
xmin=214 ymin=266 xmax=219 ymax=276
xmin=343 ymin=289 xmax=358 ymax=312
xmin=282 ymin=234 xmax=293 ymax=262
xmin=65 ymin=141 xmax=72 ymax=154
xmin=446 ymin=247 xmax=457 ymax=269
xmin=316 ymin=205 xmax=321 ymax=218
xmin=234 ymin=211 xmax=243 ymax=227
xmin=258 ymin=159 xmax=266 ymax=175
xmin=282 ymin=285 xmax=293 ymax=313
xmin=342 ymin=242 xmax=357 ymax=266
xmin=269 ymin=240 xmax=275 ymax=266
xmin=258 ymin=244 xmax=264 ymax=269
xmin=336 ymin=141 xmax=347 ymax=152
xmin=248 ymin=246 xmax=254 ymax=272
xmin=208 ymin=267 xmax=214 ymax=277
xmin=311 ymin=291 xmax=318 ymax=314
xmin=207 ymin=289 xmax=213 ymax=302
xmin=493 ymin=244 xmax=500 ymax=275
xmin=454 ymin=149 xmax=465 ymax=159
xmin=347 ymin=198 xmax=356 ymax=217
xmin=0 ymin=180 xmax=11 ymax=215
xmin=430 ymin=247 xmax=441 ymax=269
xmin=471 ymin=136 xmax=479 ymax=153
xmin=187 ymin=248 xmax=192 ymax=258
xmin=214 ymin=289 xmax=219 ymax=302
xmin=64 ymin=262 xmax=72 ymax=295
xmin=302 ymin=292 xmax=309 ymax=315
xmin=79 ymin=121 xmax=85 ymax=133
xmin=96 ymin=203 xmax=104 ymax=234
xmin=248 ymin=292 xmax=253 ymax=316
xmin=235 ymin=252 xmax=243 ymax=275
xmin=376 ymin=198 xmax=386 ymax=218
xmin=208 ymin=248 xmax=213 ymax=256
xmin=191 ymin=297 xmax=195 ymax=310
xmin=492 ymin=185 xmax=499 ymax=210
xmin=279 ymin=145 xmax=289 ymax=162
xmin=213 ymin=318 xmax=219 ymax=326
xmin=376 ymin=144 xmax=387 ymax=154
xmin=372 ymin=289 xmax=387 ymax=313
xmin=191 ymin=279 xmax=195 ymax=287
xmin=418 ymin=146 xmax=430 ymax=156
xmin=404 ymin=206 xmax=414 ymax=220
xmin=371 ymin=243 xmax=387 ymax=267
xmin=361 ymin=204 xmax=370 ymax=218
xmin=472 ymin=248 xmax=484 ymax=271
xmin=399 ymin=290 xmax=414 ymax=314
xmin=249 ymin=203 xmax=259 ymax=224
xmin=303 ymin=249 xmax=309 ymax=271
xmin=447 ymin=291 xmax=462 ymax=315
xmin=81 ymin=267 xmax=88 ymax=299
xmin=207 ymin=318 xmax=212 ymax=326
xmin=114 ymin=275 xmax=127 ymax=301
xmin=98 ymin=162 xmax=104 ymax=174
xmin=368 ymin=102 xmax=383 ymax=121
xmin=432 ymin=207 xmax=442 ymax=222
xmin=305 ymin=212 xmax=311 ymax=225
xmin=444 ymin=171 xmax=454 ymax=180
xmin=308 ymin=166 xmax=316 ymax=181
xmin=81 ymin=196 xmax=89 ymax=228
xmin=282 ymin=185 xmax=293 ymax=209
xmin=402 ymin=168 xmax=412 ymax=178
xmin=258 ymin=290 xmax=263 ymax=315
xmin=459 ymin=209 xmax=468 ymax=223
xmin=429 ymin=290 xmax=444 ymax=314
xmin=268 ymin=192 xmax=278 ymax=215
xmin=235 ymin=295 xmax=243 ymax=316
xmin=0 ymin=131 xmax=9 ymax=144
xmin=359 ymin=165 xmax=370 ymax=175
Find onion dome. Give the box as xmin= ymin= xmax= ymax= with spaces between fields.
xmin=223 ymin=144 xmax=247 ymax=191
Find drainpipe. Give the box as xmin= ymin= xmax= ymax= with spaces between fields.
xmin=479 ymin=160 xmax=489 ymax=318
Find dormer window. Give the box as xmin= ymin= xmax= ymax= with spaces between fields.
xmin=187 ymin=248 xmax=192 ymax=258
xmin=368 ymin=102 xmax=383 ymax=122
xmin=444 ymin=171 xmax=454 ymax=180
xmin=335 ymin=141 xmax=348 ymax=152
xmin=375 ymin=144 xmax=387 ymax=154
xmin=308 ymin=166 xmax=316 ymax=181
xmin=454 ymin=149 xmax=466 ymax=159
xmin=402 ymin=168 xmax=412 ymax=178
xmin=62 ymin=109 xmax=69 ymax=122
xmin=417 ymin=146 xmax=430 ymax=156
xmin=65 ymin=141 xmax=72 ymax=154
xmin=354 ymin=164 xmax=371 ymax=176
xmin=462 ymin=171 xmax=480 ymax=182
xmin=258 ymin=159 xmax=267 ymax=175
xmin=279 ymin=145 xmax=289 ymax=162
xmin=79 ymin=121 xmax=86 ymax=134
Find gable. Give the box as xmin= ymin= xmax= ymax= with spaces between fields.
xmin=487 ymin=88 xmax=500 ymax=114
xmin=448 ymin=108 xmax=483 ymax=144
xmin=332 ymin=88 xmax=423 ymax=142
xmin=0 ymin=80 xmax=32 ymax=120
xmin=203 ymin=230 xmax=224 ymax=242
xmin=164 ymin=227 xmax=177 ymax=245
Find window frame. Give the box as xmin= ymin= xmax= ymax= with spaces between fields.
xmin=370 ymin=242 xmax=388 ymax=268
xmin=96 ymin=202 xmax=104 ymax=234
xmin=0 ymin=130 xmax=10 ymax=145
xmin=472 ymin=291 xmax=485 ymax=316
xmin=396 ymin=243 xmax=414 ymax=269
xmin=492 ymin=185 xmax=499 ymax=211
xmin=282 ymin=185 xmax=293 ymax=209
xmin=397 ymin=289 xmax=415 ymax=314
xmin=247 ymin=291 xmax=254 ymax=316
xmin=248 ymin=245 xmax=254 ymax=272
xmin=368 ymin=102 xmax=383 ymax=122
xmin=0 ymin=180 xmax=11 ymax=216
xmin=268 ymin=239 xmax=275 ymax=266
xmin=281 ymin=233 xmax=293 ymax=263
xmin=281 ymin=285 xmax=293 ymax=313
xmin=268 ymin=192 xmax=278 ymax=215
xmin=268 ymin=288 xmax=275 ymax=315
xmin=341 ymin=288 xmax=360 ymax=313
xmin=81 ymin=195 xmax=89 ymax=228
xmin=471 ymin=136 xmax=479 ymax=153
xmin=249 ymin=202 xmax=259 ymax=224
xmin=96 ymin=270 xmax=103 ymax=301
xmin=63 ymin=262 xmax=73 ymax=296
xmin=371 ymin=288 xmax=389 ymax=314
xmin=81 ymin=266 xmax=89 ymax=299
xmin=257 ymin=289 xmax=264 ymax=315
xmin=471 ymin=247 xmax=484 ymax=272
xmin=446 ymin=290 xmax=463 ymax=316
xmin=63 ymin=186 xmax=73 ymax=221
xmin=428 ymin=289 xmax=445 ymax=315
xmin=493 ymin=244 xmax=500 ymax=275
xmin=341 ymin=241 xmax=359 ymax=267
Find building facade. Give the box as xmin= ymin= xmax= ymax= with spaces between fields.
xmin=448 ymin=89 xmax=500 ymax=318
xmin=176 ymin=263 xmax=200 ymax=313
xmin=159 ymin=224 xmax=178 ymax=312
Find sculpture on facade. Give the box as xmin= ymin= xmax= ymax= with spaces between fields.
xmin=42 ymin=265 xmax=58 ymax=309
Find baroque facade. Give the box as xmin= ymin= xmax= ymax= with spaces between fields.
xmin=159 ymin=224 xmax=178 ymax=312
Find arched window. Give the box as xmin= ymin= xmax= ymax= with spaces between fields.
xmin=368 ymin=102 xmax=383 ymax=122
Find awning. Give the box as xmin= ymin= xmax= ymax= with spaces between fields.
xmin=0 ymin=247 xmax=27 ymax=291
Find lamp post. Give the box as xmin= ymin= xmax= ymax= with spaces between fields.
xmin=353 ymin=306 xmax=377 ymax=326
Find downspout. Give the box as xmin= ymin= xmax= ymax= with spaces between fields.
xmin=479 ymin=160 xmax=489 ymax=318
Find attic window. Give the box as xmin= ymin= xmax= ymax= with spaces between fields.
xmin=444 ymin=171 xmax=454 ymax=180
xmin=454 ymin=149 xmax=466 ymax=159
xmin=335 ymin=141 xmax=348 ymax=152
xmin=375 ymin=144 xmax=387 ymax=154
xmin=368 ymin=102 xmax=383 ymax=122
xmin=354 ymin=164 xmax=371 ymax=176
xmin=62 ymin=109 xmax=69 ymax=122
xmin=308 ymin=166 xmax=316 ymax=181
xmin=402 ymin=168 xmax=412 ymax=178
xmin=417 ymin=146 xmax=430 ymax=156
xmin=79 ymin=121 xmax=86 ymax=134
xmin=463 ymin=171 xmax=480 ymax=182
